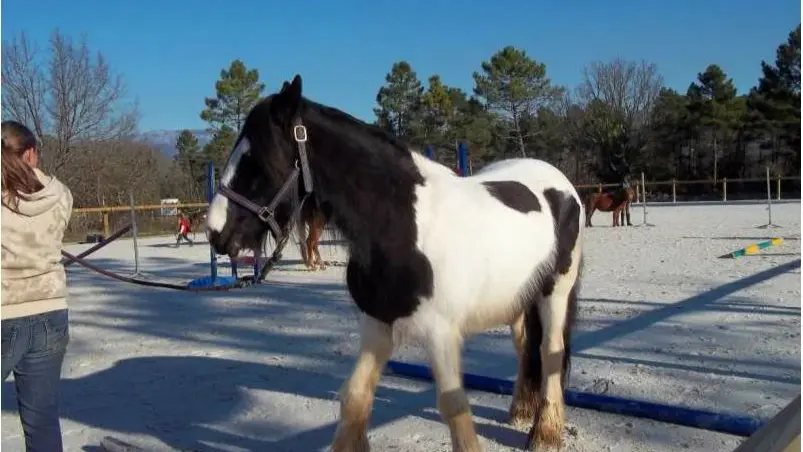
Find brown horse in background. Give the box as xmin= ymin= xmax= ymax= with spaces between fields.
xmin=298 ymin=199 xmax=331 ymax=271
xmin=585 ymin=184 xmax=635 ymax=227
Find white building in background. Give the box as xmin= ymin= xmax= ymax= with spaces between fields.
xmin=160 ymin=198 xmax=180 ymax=216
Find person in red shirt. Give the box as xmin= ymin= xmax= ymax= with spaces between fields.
xmin=175 ymin=211 xmax=194 ymax=247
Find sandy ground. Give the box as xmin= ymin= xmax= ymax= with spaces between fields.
xmin=1 ymin=202 xmax=800 ymax=452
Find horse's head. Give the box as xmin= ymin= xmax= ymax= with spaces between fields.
xmin=206 ymin=74 xmax=311 ymax=258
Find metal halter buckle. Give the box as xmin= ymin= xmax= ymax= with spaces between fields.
xmin=257 ymin=206 xmax=273 ymax=223
xmin=293 ymin=125 xmax=308 ymax=142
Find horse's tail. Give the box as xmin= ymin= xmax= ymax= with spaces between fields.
xmin=521 ymin=300 xmax=543 ymax=399
xmin=521 ymin=258 xmax=583 ymax=399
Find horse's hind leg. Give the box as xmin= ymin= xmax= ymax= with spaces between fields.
xmin=305 ymin=233 xmax=319 ymax=270
xmin=331 ymin=315 xmax=393 ymax=452
xmin=625 ymin=203 xmax=633 ymax=226
xmin=426 ymin=324 xmax=481 ymax=452
xmin=527 ymin=250 xmax=582 ymax=450
xmin=508 ymin=311 xmax=541 ymax=429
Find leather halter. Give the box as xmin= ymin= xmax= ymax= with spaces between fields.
xmin=216 ymin=117 xmax=314 ymax=245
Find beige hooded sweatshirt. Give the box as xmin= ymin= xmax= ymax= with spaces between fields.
xmin=2 ymin=168 xmax=73 ymax=320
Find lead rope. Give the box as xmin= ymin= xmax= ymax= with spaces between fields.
xmin=256 ymin=192 xmax=311 ymax=281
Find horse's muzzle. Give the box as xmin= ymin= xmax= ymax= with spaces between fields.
xmin=208 ymin=229 xmax=244 ymax=258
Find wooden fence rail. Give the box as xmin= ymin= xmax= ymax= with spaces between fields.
xmin=71 ymin=175 xmax=800 ymax=237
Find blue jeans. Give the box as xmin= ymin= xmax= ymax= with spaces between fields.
xmin=2 ymin=309 xmax=69 ymax=452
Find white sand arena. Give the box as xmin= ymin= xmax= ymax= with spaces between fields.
xmin=2 ymin=202 xmax=800 ymax=452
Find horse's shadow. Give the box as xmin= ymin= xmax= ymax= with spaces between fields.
xmin=2 ymin=356 xmax=524 ymax=451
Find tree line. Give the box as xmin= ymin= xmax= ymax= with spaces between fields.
xmin=3 ymin=25 xmax=799 ymax=209
xmin=369 ymin=27 xmax=800 ymax=187
xmin=173 ymin=23 xmax=803 ymax=199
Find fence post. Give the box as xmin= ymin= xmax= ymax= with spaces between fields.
xmin=671 ymin=179 xmax=677 ymax=204
xmin=722 ymin=178 xmax=727 ymax=202
xmin=129 ymin=190 xmax=141 ymax=276
xmin=102 ymin=211 xmax=110 ymax=238
xmin=639 ymin=172 xmax=654 ymax=227
xmin=777 ymin=175 xmax=781 ymax=200
xmin=766 ymin=167 xmax=773 ymax=226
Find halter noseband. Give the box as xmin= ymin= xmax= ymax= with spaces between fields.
xmin=216 ymin=117 xmax=314 ymax=243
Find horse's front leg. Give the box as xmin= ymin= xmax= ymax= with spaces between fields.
xmin=427 ymin=323 xmax=482 ymax=452
xmin=303 ymin=234 xmax=318 ymax=270
xmin=625 ymin=203 xmax=633 ymax=226
xmin=309 ymin=216 xmax=327 ymax=270
xmin=331 ymin=315 xmax=393 ymax=452
xmin=314 ymin=244 xmax=326 ymax=270
xmin=311 ymin=230 xmax=326 ymax=270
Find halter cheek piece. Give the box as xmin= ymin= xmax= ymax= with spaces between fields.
xmin=216 ymin=117 xmax=314 ymax=245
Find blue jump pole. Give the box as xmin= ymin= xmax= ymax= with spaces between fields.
xmin=207 ymin=161 xmax=218 ymax=281
xmin=457 ymin=142 xmax=469 ymax=176
xmin=424 ymin=145 xmax=435 ymax=160
xmin=186 ymin=162 xmax=239 ymax=290
xmin=384 ymin=361 xmax=765 ymax=438
xmin=252 ymin=256 xmax=260 ymax=284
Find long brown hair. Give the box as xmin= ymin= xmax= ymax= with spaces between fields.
xmin=2 ymin=120 xmax=43 ymax=211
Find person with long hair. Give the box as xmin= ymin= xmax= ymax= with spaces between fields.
xmin=1 ymin=120 xmax=73 ymax=452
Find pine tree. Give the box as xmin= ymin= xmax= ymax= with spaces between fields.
xmin=373 ymin=61 xmax=424 ymax=141
xmin=473 ymin=46 xmax=562 ymax=157
xmin=686 ymin=64 xmax=742 ymax=181
xmin=199 ymin=59 xmax=265 ymax=173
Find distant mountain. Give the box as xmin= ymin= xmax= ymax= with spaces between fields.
xmin=138 ymin=129 xmax=213 ymax=158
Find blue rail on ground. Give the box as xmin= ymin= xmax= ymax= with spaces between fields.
xmin=385 ymin=361 xmax=765 ymax=437
xmin=186 ymin=275 xmax=238 ymax=289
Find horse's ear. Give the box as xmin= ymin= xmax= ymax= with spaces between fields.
xmin=277 ymin=74 xmax=303 ymax=118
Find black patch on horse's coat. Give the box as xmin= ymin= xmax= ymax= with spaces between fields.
xmin=346 ymin=247 xmax=434 ymax=324
xmin=543 ymin=188 xmax=581 ymax=275
xmin=482 ymin=181 xmax=541 ymax=214
xmin=208 ymin=75 xmax=433 ymax=326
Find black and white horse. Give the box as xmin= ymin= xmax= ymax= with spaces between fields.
xmin=206 ymin=75 xmax=585 ymax=452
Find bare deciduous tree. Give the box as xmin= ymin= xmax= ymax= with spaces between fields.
xmin=577 ymin=58 xmax=664 ymax=127
xmin=574 ymin=58 xmax=665 ymax=180
xmin=2 ymin=29 xmax=138 ymax=173
xmin=59 ymin=139 xmax=168 ymax=208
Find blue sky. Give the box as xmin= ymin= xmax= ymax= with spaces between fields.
xmin=3 ymin=0 xmax=800 ymax=133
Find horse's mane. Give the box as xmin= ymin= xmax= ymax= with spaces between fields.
xmin=303 ymin=99 xmax=412 ymax=156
